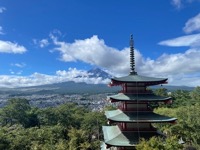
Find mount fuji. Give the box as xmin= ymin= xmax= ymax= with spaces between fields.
xmin=87 ymin=68 xmax=113 ymax=80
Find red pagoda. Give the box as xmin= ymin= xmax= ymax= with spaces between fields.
xmin=102 ymin=35 xmax=177 ymax=150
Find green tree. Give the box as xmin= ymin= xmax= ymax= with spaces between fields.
xmin=0 ymin=101 xmax=107 ymax=149
xmin=67 ymin=127 xmax=91 ymax=150
xmin=38 ymin=107 xmax=60 ymax=126
xmin=190 ymin=86 xmax=200 ymax=102
xmin=81 ymin=111 xmax=106 ymax=142
xmin=153 ymin=88 xmax=169 ymax=108
xmin=104 ymin=104 xmax=117 ymax=111
xmin=171 ymin=90 xmax=192 ymax=107
xmin=0 ymin=98 xmax=32 ymax=127
xmin=154 ymin=88 xmax=168 ymax=97
xmin=38 ymin=103 xmax=88 ymax=128
xmin=136 ymin=136 xmax=183 ymax=150
xmin=155 ymin=104 xmax=200 ymax=147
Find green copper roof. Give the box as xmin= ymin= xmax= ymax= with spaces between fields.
xmin=108 ymin=93 xmax=171 ymax=102
xmin=105 ymin=109 xmax=177 ymax=123
xmin=102 ymin=126 xmax=164 ymax=147
xmin=112 ymin=74 xmax=167 ymax=84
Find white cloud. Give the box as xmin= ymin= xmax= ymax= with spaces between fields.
xmin=157 ymin=11 xmax=200 ymax=87
xmin=39 ymin=39 xmax=49 ymax=48
xmin=33 ymin=38 xmax=49 ymax=48
xmin=1 ymin=48 xmax=200 ymax=87
xmin=171 ymin=0 xmax=200 ymax=9
xmin=0 ymin=26 xmax=4 ymax=35
xmin=0 ymin=7 xmax=6 ymax=13
xmin=139 ymin=48 xmax=200 ymax=75
xmin=167 ymin=73 xmax=200 ymax=86
xmin=51 ymin=35 xmax=137 ymax=75
xmin=0 ymin=40 xmax=27 ymax=54
xmin=0 ymin=45 xmax=200 ymax=87
xmin=1 ymin=32 xmax=200 ymax=87
xmin=11 ymin=63 xmax=26 ymax=68
xmin=56 ymin=68 xmax=89 ymax=78
xmin=171 ymin=0 xmax=182 ymax=9
xmin=0 ymin=68 xmax=110 ymax=88
xmin=158 ymin=33 xmax=200 ymax=47
xmin=48 ymin=34 xmax=200 ymax=87
xmin=56 ymin=68 xmax=110 ymax=84
xmin=183 ymin=13 xmax=200 ymax=34
xmin=9 ymin=69 xmax=23 ymax=75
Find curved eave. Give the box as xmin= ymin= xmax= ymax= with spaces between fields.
xmin=108 ymin=93 xmax=171 ymax=102
xmin=103 ymin=126 xmax=164 ymax=147
xmin=111 ymin=74 xmax=168 ymax=85
xmin=105 ymin=110 xmax=177 ymax=123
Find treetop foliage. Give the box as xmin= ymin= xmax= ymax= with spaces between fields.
xmin=0 ymin=86 xmax=200 ymax=149
xmin=0 ymin=98 xmax=106 ymax=150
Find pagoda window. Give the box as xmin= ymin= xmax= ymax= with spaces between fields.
xmin=122 ymin=84 xmax=125 ymax=92
xmin=126 ymin=103 xmax=148 ymax=111
xmin=118 ymin=104 xmax=123 ymax=110
xmin=123 ymin=102 xmax=126 ymax=110
xmin=117 ymin=123 xmax=122 ymax=130
xmin=119 ymin=123 xmax=126 ymax=130
xmin=118 ymin=102 xmax=126 ymax=110
xmin=126 ymin=83 xmax=145 ymax=86
xmin=119 ymin=123 xmax=127 ymax=131
xmin=122 ymin=83 xmax=127 ymax=93
xmin=126 ymin=86 xmax=146 ymax=93
xmin=126 ymin=123 xmax=151 ymax=130
xmin=125 ymin=101 xmax=127 ymax=111
xmin=117 ymin=102 xmax=128 ymax=111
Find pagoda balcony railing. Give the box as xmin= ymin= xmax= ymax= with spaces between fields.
xmin=118 ymin=125 xmax=157 ymax=131
xmin=118 ymin=105 xmax=152 ymax=112
xmin=119 ymin=108 xmax=152 ymax=112
xmin=120 ymin=128 xmax=157 ymax=132
xmin=119 ymin=90 xmax=153 ymax=94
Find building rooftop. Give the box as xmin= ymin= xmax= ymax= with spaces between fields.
xmin=103 ymin=126 xmax=165 ymax=147
xmin=105 ymin=109 xmax=177 ymax=123
xmin=108 ymin=93 xmax=171 ymax=102
xmin=111 ymin=74 xmax=167 ymax=85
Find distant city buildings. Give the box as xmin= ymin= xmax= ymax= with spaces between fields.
xmin=0 ymin=93 xmax=114 ymax=111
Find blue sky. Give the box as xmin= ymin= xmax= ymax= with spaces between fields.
xmin=0 ymin=0 xmax=200 ymax=87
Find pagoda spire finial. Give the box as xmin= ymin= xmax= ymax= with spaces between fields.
xmin=130 ymin=34 xmax=137 ymax=75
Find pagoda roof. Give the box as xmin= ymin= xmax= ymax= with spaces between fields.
xmin=103 ymin=126 xmax=164 ymax=147
xmin=111 ymin=74 xmax=167 ymax=85
xmin=108 ymin=93 xmax=171 ymax=102
xmin=105 ymin=109 xmax=177 ymax=123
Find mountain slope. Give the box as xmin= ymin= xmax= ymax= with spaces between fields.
xmin=0 ymin=81 xmax=194 ymax=95
xmin=2 ymin=81 xmax=119 ymax=95
xmin=87 ymin=68 xmax=112 ymax=79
